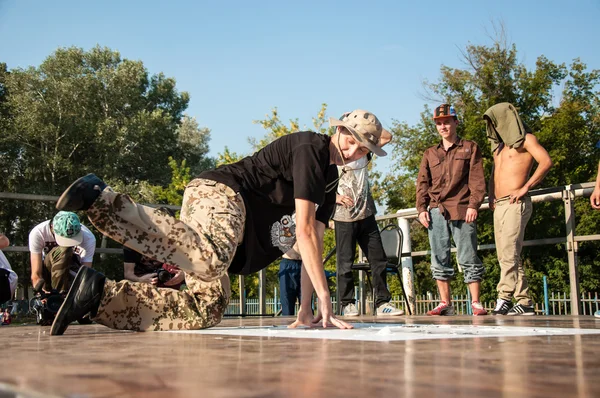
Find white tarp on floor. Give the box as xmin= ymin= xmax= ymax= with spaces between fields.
xmin=169 ymin=323 xmax=600 ymax=341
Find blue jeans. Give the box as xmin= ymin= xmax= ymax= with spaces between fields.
xmin=427 ymin=207 xmax=484 ymax=283
xmin=278 ymin=259 xmax=301 ymax=315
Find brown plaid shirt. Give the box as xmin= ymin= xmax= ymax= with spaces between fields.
xmin=416 ymin=138 xmax=486 ymax=220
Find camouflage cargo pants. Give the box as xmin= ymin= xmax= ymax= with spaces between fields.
xmin=87 ymin=178 xmax=246 ymax=331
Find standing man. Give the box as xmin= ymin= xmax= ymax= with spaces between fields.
xmin=590 ymin=159 xmax=600 ymax=319
xmin=29 ymin=212 xmax=96 ymax=293
xmin=50 ymin=109 xmax=388 ymax=335
xmin=416 ymin=104 xmax=487 ymax=316
xmin=279 ymin=244 xmax=302 ymax=316
xmin=486 ymin=102 xmax=552 ymax=316
xmin=333 ymin=113 xmax=403 ymax=316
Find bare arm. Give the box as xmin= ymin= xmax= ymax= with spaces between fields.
xmin=298 ymin=224 xmax=323 ymax=312
xmin=123 ymin=262 xmax=157 ymax=284
xmin=0 ymin=234 xmax=9 ymax=250
xmin=521 ymin=134 xmax=553 ymax=191
xmin=488 ymin=164 xmax=496 ymax=210
xmin=30 ymin=253 xmax=44 ymax=288
xmin=289 ymin=198 xmax=351 ymax=329
xmin=508 ymin=134 xmax=552 ymax=204
xmin=294 ymin=199 xmax=329 ymax=302
xmin=591 ymin=161 xmax=600 ymax=210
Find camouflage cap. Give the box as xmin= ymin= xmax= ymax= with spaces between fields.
xmin=52 ymin=211 xmax=83 ymax=247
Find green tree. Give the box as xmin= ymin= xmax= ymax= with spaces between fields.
xmin=176 ymin=115 xmax=215 ymax=176
xmin=0 ymin=46 xmax=214 ymax=293
xmin=217 ymin=104 xmax=329 ymax=166
xmin=151 ymin=157 xmax=192 ymax=207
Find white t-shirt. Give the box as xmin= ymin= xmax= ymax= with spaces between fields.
xmin=0 ymin=250 xmax=18 ymax=296
xmin=28 ymin=220 xmax=96 ymax=263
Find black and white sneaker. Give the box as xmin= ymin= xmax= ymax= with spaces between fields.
xmin=492 ymin=299 xmax=512 ymax=315
xmin=507 ymin=304 xmax=535 ymax=316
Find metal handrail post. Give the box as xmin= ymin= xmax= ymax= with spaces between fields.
xmin=563 ymin=185 xmax=581 ymax=315
xmin=259 ymin=268 xmax=266 ymax=315
xmin=543 ymin=275 xmax=550 ymax=315
xmin=397 ymin=216 xmax=416 ymax=314
xmin=239 ymin=275 xmax=246 ymax=315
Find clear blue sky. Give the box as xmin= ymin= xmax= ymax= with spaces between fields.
xmin=1 ymin=0 xmax=598 ymax=172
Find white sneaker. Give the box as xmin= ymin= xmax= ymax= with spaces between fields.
xmin=342 ymin=303 xmax=359 ymax=316
xmin=376 ymin=302 xmax=404 ymax=316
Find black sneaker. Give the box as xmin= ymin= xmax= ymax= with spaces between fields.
xmin=492 ymin=299 xmax=512 ymax=315
xmin=56 ymin=173 xmax=106 ymax=211
xmin=507 ymin=304 xmax=535 ymax=316
xmin=50 ymin=267 xmax=106 ymax=335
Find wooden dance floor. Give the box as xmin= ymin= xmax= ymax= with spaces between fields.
xmin=2 ymin=316 xmax=600 ymax=397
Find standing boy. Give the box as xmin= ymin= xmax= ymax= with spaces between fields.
xmin=416 ymin=104 xmax=487 ymax=316
xmin=486 ymin=102 xmax=552 ymax=315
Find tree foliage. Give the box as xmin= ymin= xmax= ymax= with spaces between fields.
xmin=0 ymin=46 xmax=214 ymax=295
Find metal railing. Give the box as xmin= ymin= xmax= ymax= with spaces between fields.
xmin=373 ymin=182 xmax=599 ymax=316
xmin=5 ymin=291 xmax=596 ymax=317
xmin=1 ymin=181 xmax=599 ymax=315
xmin=223 ymin=292 xmax=600 ymax=316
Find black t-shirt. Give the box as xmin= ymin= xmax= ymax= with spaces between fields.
xmin=199 ymin=131 xmax=338 ymax=275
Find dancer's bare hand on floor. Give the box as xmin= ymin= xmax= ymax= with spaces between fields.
xmin=312 ymin=307 xmax=353 ymax=329
xmin=287 ymin=308 xmax=316 ymax=328
xmin=288 ymin=302 xmax=353 ymax=329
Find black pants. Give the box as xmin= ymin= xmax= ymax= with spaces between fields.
xmin=0 ymin=268 xmax=11 ymax=305
xmin=335 ymin=215 xmax=391 ymax=307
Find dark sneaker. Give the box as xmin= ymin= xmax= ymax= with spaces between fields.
xmin=56 ymin=173 xmax=106 ymax=211
xmin=492 ymin=299 xmax=512 ymax=316
xmin=50 ymin=267 xmax=106 ymax=335
xmin=427 ymin=301 xmax=455 ymax=316
xmin=471 ymin=301 xmax=488 ymax=316
xmin=507 ymin=304 xmax=535 ymax=316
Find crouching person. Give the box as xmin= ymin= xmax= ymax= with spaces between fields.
xmin=50 ymin=109 xmax=389 ymax=335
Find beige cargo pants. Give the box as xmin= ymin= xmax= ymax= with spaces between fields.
xmin=87 ymin=178 xmax=245 ymax=331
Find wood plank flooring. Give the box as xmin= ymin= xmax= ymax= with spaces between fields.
xmin=2 ymin=316 xmax=600 ymax=398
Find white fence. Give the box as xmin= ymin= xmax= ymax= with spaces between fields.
xmin=3 ymin=291 xmax=598 ymax=316
xmin=225 ymin=292 xmax=600 ymax=316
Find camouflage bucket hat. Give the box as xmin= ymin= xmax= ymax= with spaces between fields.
xmin=328 ymin=109 xmax=388 ymax=157
xmin=52 ymin=211 xmax=83 ymax=247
